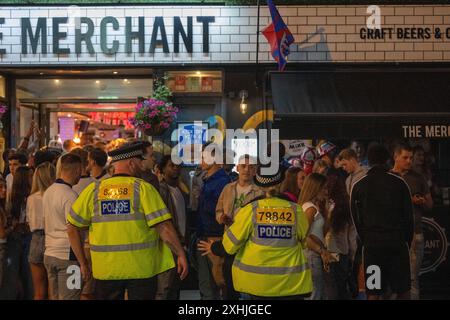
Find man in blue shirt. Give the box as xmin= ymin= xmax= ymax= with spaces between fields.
xmin=196 ymin=143 xmax=231 ymax=300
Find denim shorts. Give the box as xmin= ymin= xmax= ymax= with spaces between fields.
xmin=28 ymin=231 xmax=45 ymax=264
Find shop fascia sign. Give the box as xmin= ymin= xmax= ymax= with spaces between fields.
xmin=402 ymin=125 xmax=450 ymax=139
xmin=360 ymin=5 xmax=450 ymax=40
xmin=0 ymin=15 xmax=215 ymax=55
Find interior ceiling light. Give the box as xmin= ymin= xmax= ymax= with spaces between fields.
xmin=95 ymin=80 xmax=100 ymax=84
xmin=113 ymin=71 xmax=118 ymax=74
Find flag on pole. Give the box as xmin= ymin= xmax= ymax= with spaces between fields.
xmin=262 ymin=0 xmax=295 ymax=71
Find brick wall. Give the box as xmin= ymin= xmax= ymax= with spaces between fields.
xmin=0 ymin=4 xmax=449 ymax=65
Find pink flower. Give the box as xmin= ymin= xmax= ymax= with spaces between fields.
xmin=149 ymin=111 xmax=158 ymax=118
xmin=131 ymin=99 xmax=178 ymax=131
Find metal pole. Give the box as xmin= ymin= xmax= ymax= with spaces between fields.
xmin=255 ymin=0 xmax=261 ymax=90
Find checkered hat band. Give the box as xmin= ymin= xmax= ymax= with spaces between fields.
xmin=255 ymin=171 xmax=282 ymax=185
xmin=111 ymin=149 xmax=142 ymax=162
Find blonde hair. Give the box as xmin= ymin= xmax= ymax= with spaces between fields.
xmin=55 ymin=156 xmax=62 ymax=178
xmin=298 ymin=173 xmax=328 ymax=206
xmin=280 ymin=166 xmax=301 ymax=198
xmin=106 ymin=138 xmax=127 ymax=152
xmin=312 ymin=159 xmax=329 ymax=173
xmin=31 ymin=162 xmax=56 ymax=195
xmin=261 ymin=184 xmax=282 ymax=198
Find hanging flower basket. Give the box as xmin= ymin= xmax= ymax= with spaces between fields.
xmin=0 ymin=104 xmax=7 ymax=116
xmin=144 ymin=124 xmax=166 ymax=136
xmin=129 ymin=98 xmax=179 ymax=137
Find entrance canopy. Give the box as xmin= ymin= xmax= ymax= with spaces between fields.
xmin=270 ymin=69 xmax=450 ymax=139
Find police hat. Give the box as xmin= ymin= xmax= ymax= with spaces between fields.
xmin=108 ymin=141 xmax=146 ymax=163
xmin=254 ymin=164 xmax=286 ymax=188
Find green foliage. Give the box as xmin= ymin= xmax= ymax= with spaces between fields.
xmin=151 ymin=74 xmax=172 ymax=103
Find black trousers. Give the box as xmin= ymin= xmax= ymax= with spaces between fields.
xmin=222 ymin=254 xmax=240 ymax=300
xmin=95 ymin=277 xmax=157 ymax=300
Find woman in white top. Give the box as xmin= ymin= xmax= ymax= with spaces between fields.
xmin=27 ymin=162 xmax=56 ymax=300
xmin=298 ymin=173 xmax=336 ymax=300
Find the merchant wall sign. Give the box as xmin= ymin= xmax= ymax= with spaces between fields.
xmin=402 ymin=125 xmax=450 ymax=138
xmin=0 ymin=16 xmax=214 ymax=55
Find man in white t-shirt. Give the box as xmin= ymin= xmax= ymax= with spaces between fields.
xmin=43 ymin=153 xmax=82 ymax=300
xmin=216 ymin=155 xmax=263 ymax=226
xmin=71 ymin=148 xmax=96 ymax=195
xmin=214 ymin=154 xmax=263 ymax=300
xmin=87 ymin=148 xmax=110 ymax=181
xmin=71 ymin=148 xmax=96 ymax=300
xmin=338 ymin=148 xmax=368 ymax=196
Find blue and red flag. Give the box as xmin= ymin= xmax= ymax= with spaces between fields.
xmin=262 ymin=0 xmax=295 ymax=71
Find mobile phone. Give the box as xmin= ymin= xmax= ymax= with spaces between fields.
xmin=330 ymin=252 xmax=340 ymax=262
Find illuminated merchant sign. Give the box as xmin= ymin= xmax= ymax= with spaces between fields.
xmin=402 ymin=125 xmax=450 ymax=138
xmin=0 ymin=16 xmax=215 ymax=55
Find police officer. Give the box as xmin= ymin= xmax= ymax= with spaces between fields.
xmin=198 ymin=163 xmax=313 ymax=299
xmin=67 ymin=142 xmax=188 ymax=300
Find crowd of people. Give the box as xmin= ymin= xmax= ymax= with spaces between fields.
xmin=0 ymin=121 xmax=436 ymax=300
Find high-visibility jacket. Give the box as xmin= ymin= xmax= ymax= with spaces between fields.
xmin=222 ymin=197 xmax=312 ymax=297
xmin=68 ymin=175 xmax=175 ymax=280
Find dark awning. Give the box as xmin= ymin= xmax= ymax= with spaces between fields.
xmin=270 ymin=70 xmax=450 ymax=139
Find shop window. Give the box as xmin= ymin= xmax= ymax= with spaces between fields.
xmin=167 ymin=71 xmax=222 ymax=93
xmin=15 ymin=78 xmax=152 ymax=146
xmin=16 ymin=78 xmax=152 ymax=100
xmin=19 ymin=105 xmax=36 ymax=140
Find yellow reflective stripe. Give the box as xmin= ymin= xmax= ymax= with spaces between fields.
xmin=68 ymin=208 xmax=90 ymax=226
xmin=91 ymin=212 xmax=145 ymax=223
xmin=145 ymin=208 xmax=170 ymax=222
xmin=225 ymin=228 xmax=240 ymax=246
xmin=90 ymin=240 xmax=158 ymax=252
xmin=234 ymin=260 xmax=309 ymax=275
